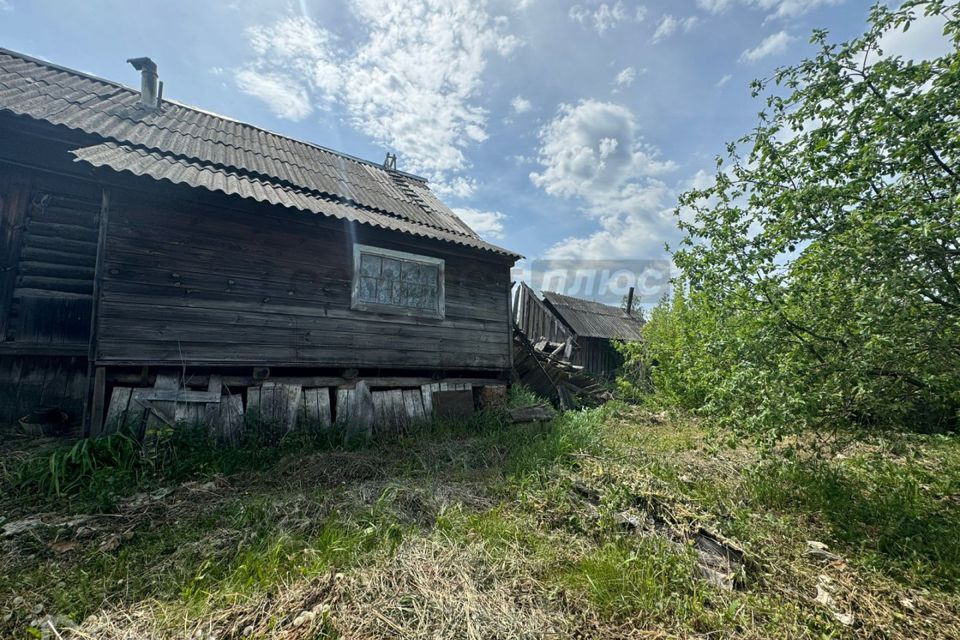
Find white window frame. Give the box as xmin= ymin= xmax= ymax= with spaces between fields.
xmin=351 ymin=243 xmax=445 ymax=319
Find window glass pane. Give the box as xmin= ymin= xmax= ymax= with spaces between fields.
xmin=359 ymin=254 xmax=381 ymax=278
xmin=354 ymin=246 xmax=442 ymax=315
xmin=381 ymin=257 xmax=401 ymax=280
xmin=376 ymin=280 xmax=394 ymax=305
xmin=422 ymin=285 xmax=437 ymax=308
xmin=358 ymin=276 xmax=378 ymax=302
xmin=401 ymin=262 xmax=421 ymax=282
xmin=419 ymin=264 xmax=437 ymax=285
xmin=408 ymin=285 xmax=425 ymax=308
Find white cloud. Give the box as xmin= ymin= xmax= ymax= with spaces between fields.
xmin=543 ymin=202 xmax=678 ymax=260
xmin=530 ymin=100 xmax=676 ymax=218
xmin=715 ymin=73 xmax=733 ymax=87
xmin=569 ymin=1 xmax=645 ymax=35
xmin=235 ymin=69 xmax=313 ymax=120
xmin=238 ymin=2 xmax=520 ymax=196
xmin=696 ymin=0 xmax=732 ymax=11
xmin=652 ymin=14 xmax=699 ymax=43
xmin=614 ymin=66 xmax=639 ymax=88
xmin=511 ymin=95 xmax=532 ymax=114
xmin=739 ymin=30 xmax=794 ymax=63
xmin=697 ymin=0 xmax=845 ymax=20
xmin=0 ymin=0 xmax=11 ymax=11
xmin=452 ymin=208 xmax=507 ymax=239
xmin=528 ymin=101 xmax=691 ymax=262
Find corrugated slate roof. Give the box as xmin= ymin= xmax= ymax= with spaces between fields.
xmin=542 ymin=291 xmax=644 ymax=341
xmin=72 ymin=142 xmax=514 ymax=253
xmin=0 ymin=47 xmax=519 ymax=258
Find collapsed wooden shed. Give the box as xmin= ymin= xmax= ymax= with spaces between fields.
xmin=513 ymin=283 xmax=644 ymax=378
xmin=0 ymin=48 xmax=520 ymax=437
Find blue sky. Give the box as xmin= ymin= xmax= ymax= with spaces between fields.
xmin=0 ymin=0 xmax=945 ymax=290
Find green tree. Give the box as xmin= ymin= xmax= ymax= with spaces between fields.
xmin=645 ymin=1 xmax=960 ymax=437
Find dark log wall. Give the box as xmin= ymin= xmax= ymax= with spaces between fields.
xmin=0 ymin=167 xmax=99 ymax=347
xmin=0 ymin=355 xmax=87 ymax=423
xmin=0 ymin=162 xmax=99 ymax=423
xmin=96 ymin=189 xmax=514 ymax=372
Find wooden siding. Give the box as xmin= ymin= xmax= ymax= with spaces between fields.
xmin=512 ymin=282 xmax=573 ymax=344
xmin=95 ymin=188 xmax=514 ymax=372
xmin=572 ymin=337 xmax=624 ymax=379
xmin=512 ymin=283 xmax=624 ymax=378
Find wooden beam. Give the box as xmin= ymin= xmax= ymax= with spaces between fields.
xmin=0 ymin=342 xmax=88 ymax=356
xmin=88 ymin=366 xmax=106 ymax=437
xmin=82 ymin=187 xmax=109 ymax=436
xmin=0 ymin=179 xmax=29 ymax=342
xmin=130 ymin=388 xmax=221 ymax=403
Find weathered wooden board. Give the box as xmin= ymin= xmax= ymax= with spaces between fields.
xmin=300 ymin=387 xmax=332 ymax=431
xmin=209 ymin=393 xmax=243 ymax=444
xmin=402 ymin=389 xmax=425 ymax=424
xmin=420 ymin=383 xmax=435 ymax=418
xmin=141 ymin=373 xmax=180 ymax=439
xmin=246 ymin=382 xmax=303 ymax=435
xmin=336 ymin=381 xmax=374 ymax=439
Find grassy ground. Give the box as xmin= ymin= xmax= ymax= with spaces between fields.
xmin=1 ymin=401 xmax=958 ymax=639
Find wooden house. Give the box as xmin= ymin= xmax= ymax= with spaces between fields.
xmin=0 ymin=48 xmax=520 ymax=437
xmin=513 ymin=283 xmax=643 ymax=377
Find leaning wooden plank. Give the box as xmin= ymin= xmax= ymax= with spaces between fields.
xmin=143 ymin=373 xmax=180 ymax=441
xmin=245 ymin=387 xmax=262 ymax=428
xmin=402 ymin=389 xmax=425 ymax=425
xmin=259 ymin=382 xmax=277 ymax=427
xmin=301 ymin=388 xmax=318 ymax=428
xmin=281 ymin=384 xmax=303 ymax=434
xmin=420 ymin=384 xmax=434 ymax=418
xmin=314 ymin=388 xmax=332 ymax=428
xmin=387 ymin=389 xmax=406 ymax=433
xmin=103 ymin=387 xmax=132 ymax=434
xmin=132 ymin=389 xmax=221 ymax=403
xmin=335 ymin=381 xmax=374 ymax=439
xmin=212 ymin=394 xmax=243 ymax=445
xmin=174 ymin=401 xmax=204 ymax=426
xmin=153 ymin=373 xmax=180 ymax=390
xmin=207 ymin=374 xmax=222 ymax=396
xmin=371 ymin=391 xmax=387 ymax=434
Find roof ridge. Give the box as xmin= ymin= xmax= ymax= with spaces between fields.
xmin=0 ymin=46 xmax=428 ymax=183
xmin=544 ymin=290 xmax=634 ymax=313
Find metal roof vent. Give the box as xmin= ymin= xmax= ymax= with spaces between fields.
xmin=383 ymin=152 xmax=397 ymax=170
xmin=127 ymin=57 xmax=162 ymax=109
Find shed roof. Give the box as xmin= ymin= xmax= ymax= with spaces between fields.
xmin=0 ymin=48 xmax=519 ymax=258
xmin=541 ymin=291 xmax=644 ymax=341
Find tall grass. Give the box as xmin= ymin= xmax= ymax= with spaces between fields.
xmin=747 ymin=453 xmax=960 ymax=591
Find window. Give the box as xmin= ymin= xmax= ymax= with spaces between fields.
xmin=351 ymin=244 xmax=445 ymax=318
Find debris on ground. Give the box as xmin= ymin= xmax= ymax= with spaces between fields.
xmin=512 ymin=330 xmax=609 ymax=408
xmin=2 ymin=514 xmax=93 ymax=538
xmin=806 ymin=540 xmax=842 ymax=563
xmin=573 ymin=482 xmax=746 ymax=591
xmin=507 ymin=404 xmax=556 ymax=423
xmin=814 ymin=574 xmax=855 ymax=626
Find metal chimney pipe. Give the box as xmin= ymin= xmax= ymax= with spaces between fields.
xmin=126 ymin=57 xmax=159 ymax=109
xmin=626 ymin=286 xmax=635 ymax=316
